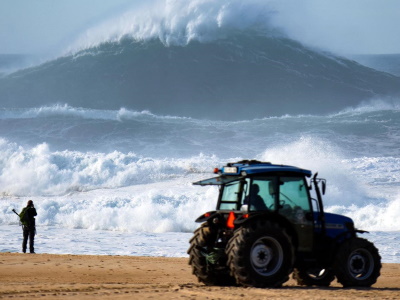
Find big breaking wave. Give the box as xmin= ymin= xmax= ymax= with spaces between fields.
xmin=1 ymin=1 xmax=399 ymax=119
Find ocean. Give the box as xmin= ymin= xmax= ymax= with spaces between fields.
xmin=0 ymin=1 xmax=399 ymax=263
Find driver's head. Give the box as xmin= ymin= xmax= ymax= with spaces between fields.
xmin=251 ymin=184 xmax=260 ymax=194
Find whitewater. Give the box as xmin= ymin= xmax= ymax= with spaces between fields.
xmin=0 ymin=0 xmax=400 ymax=263
xmin=0 ymin=103 xmax=399 ymax=262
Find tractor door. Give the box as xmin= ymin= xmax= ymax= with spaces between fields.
xmin=278 ymin=176 xmax=314 ymax=252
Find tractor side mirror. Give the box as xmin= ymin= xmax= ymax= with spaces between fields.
xmin=322 ymin=181 xmax=326 ymax=195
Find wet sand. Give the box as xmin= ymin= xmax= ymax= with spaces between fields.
xmin=0 ymin=253 xmax=399 ymax=299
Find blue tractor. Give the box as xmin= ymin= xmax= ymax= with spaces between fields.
xmin=188 ymin=160 xmax=381 ymax=288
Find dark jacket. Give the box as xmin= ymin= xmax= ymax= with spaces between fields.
xmin=25 ymin=207 xmax=37 ymax=228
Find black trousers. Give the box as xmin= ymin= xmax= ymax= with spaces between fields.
xmin=22 ymin=226 xmax=35 ymax=253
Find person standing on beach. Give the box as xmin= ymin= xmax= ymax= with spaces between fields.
xmin=21 ymin=200 xmax=37 ymax=254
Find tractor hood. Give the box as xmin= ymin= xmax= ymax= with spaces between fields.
xmin=315 ymin=212 xmax=355 ymax=240
xmin=324 ymin=212 xmax=354 ymax=227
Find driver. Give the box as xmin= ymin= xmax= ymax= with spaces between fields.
xmin=247 ymin=184 xmax=268 ymax=211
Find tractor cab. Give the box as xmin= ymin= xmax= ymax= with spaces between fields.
xmin=194 ymin=161 xmax=317 ymax=251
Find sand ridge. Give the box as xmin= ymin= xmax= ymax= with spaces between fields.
xmin=0 ymin=253 xmax=399 ymax=299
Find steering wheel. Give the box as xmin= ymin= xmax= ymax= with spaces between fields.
xmin=269 ymin=200 xmax=286 ymax=209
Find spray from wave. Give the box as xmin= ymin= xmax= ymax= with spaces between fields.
xmin=67 ymin=0 xmax=282 ymax=53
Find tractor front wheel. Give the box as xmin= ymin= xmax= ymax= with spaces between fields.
xmin=334 ymin=237 xmax=381 ymax=287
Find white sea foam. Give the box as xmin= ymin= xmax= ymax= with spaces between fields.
xmin=0 ymin=105 xmax=195 ymax=122
xmin=1 ymin=177 xmax=217 ymax=234
xmin=0 ymin=105 xmax=148 ymax=121
xmin=328 ymin=196 xmax=400 ymax=232
xmin=0 ymin=135 xmax=398 ymax=232
xmin=0 ymin=140 xmax=220 ymax=196
xmin=2 ymin=101 xmax=399 ymax=123
xmin=332 ymin=98 xmax=400 ymax=116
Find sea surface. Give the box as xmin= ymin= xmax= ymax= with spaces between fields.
xmin=0 ymin=1 xmax=399 ymax=263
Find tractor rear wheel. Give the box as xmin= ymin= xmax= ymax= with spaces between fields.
xmin=334 ymin=237 xmax=381 ymax=287
xmin=226 ymin=219 xmax=294 ymax=287
xmin=187 ymin=223 xmax=235 ymax=286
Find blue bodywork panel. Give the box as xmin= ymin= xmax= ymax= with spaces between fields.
xmin=314 ymin=212 xmax=354 ymax=240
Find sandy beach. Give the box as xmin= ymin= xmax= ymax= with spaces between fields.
xmin=0 ymin=253 xmax=399 ymax=299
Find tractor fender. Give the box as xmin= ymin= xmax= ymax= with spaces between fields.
xmin=331 ymin=223 xmax=363 ymax=249
xmin=195 ymin=211 xmax=218 ymax=223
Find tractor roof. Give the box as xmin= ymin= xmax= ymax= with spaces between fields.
xmin=222 ymin=160 xmax=312 ymax=177
xmin=194 ymin=160 xmax=312 ymax=186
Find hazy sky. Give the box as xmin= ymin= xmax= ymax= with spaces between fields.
xmin=1 ymin=0 xmax=399 ymax=55
xmin=273 ymin=0 xmax=400 ymax=55
xmin=0 ymin=0 xmax=133 ymax=54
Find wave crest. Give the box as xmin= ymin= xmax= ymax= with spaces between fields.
xmin=67 ymin=0 xmax=281 ymax=54
xmin=0 ymin=104 xmax=192 ymax=122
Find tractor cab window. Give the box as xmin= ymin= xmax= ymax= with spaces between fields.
xmin=219 ymin=180 xmax=241 ymax=210
xmin=243 ymin=177 xmax=276 ymax=211
xmin=279 ymin=176 xmax=312 ymax=223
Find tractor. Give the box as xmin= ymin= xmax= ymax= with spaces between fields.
xmin=187 ymin=160 xmax=381 ymax=288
